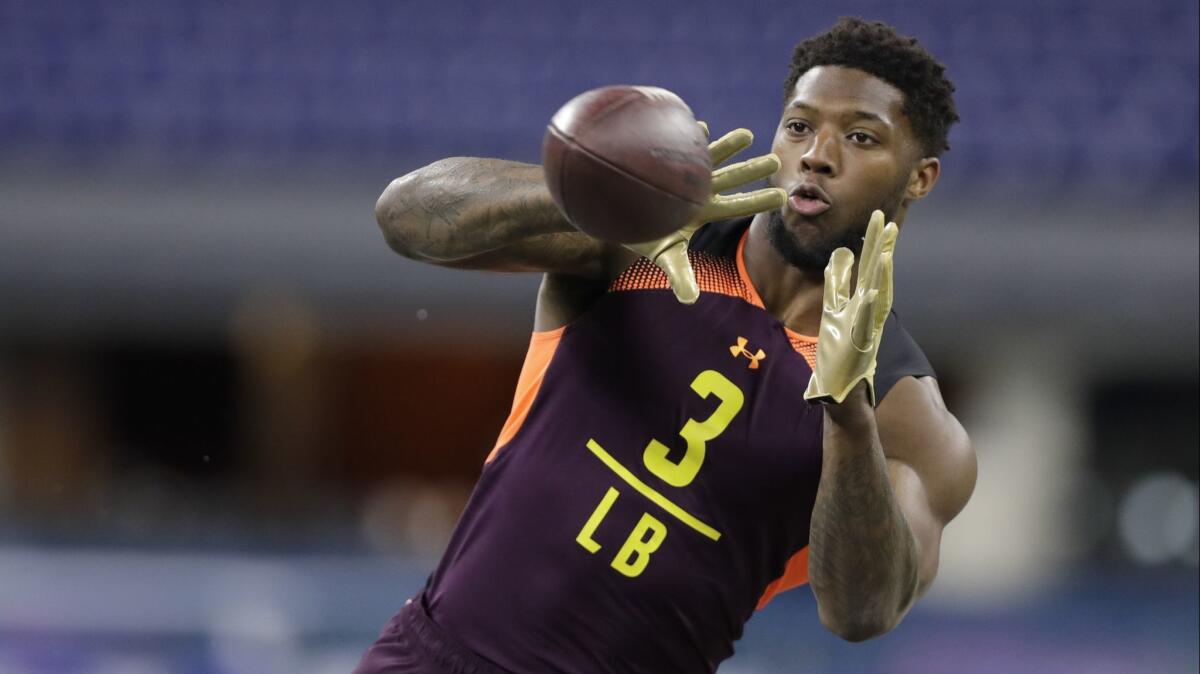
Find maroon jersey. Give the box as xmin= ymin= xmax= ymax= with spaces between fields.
xmin=421 ymin=219 xmax=934 ymax=673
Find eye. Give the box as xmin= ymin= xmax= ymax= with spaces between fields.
xmin=848 ymin=131 xmax=878 ymax=145
xmin=786 ymin=120 xmax=811 ymax=135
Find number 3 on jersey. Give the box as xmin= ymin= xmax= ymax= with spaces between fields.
xmin=576 ymin=369 xmax=744 ymax=577
xmin=643 ymin=369 xmax=744 ymax=487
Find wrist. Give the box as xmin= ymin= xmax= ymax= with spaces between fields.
xmin=823 ymin=381 xmax=874 ymax=428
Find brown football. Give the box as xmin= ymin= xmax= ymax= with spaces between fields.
xmin=542 ymin=86 xmax=712 ymax=244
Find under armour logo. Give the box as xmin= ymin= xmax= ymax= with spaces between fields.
xmin=729 ymin=337 xmax=766 ymax=369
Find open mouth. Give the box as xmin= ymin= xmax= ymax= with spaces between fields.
xmin=789 ymin=184 xmax=831 ymax=217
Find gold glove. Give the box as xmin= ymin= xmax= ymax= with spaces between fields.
xmin=623 ymin=123 xmax=786 ymax=304
xmin=804 ymin=210 xmax=898 ymax=405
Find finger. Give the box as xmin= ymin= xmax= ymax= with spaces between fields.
xmin=697 ymin=120 xmax=710 ymax=140
xmin=828 ymin=247 xmax=854 ymax=311
xmin=710 ymin=153 xmax=780 ymax=193
xmin=871 ymin=222 xmax=898 ymax=316
xmin=867 ymin=220 xmax=898 ymax=296
xmin=707 ymin=128 xmax=754 ymax=167
xmin=856 ymin=210 xmax=885 ymax=296
xmin=873 ymin=251 xmax=894 ymax=329
xmin=852 ymin=289 xmax=878 ymax=348
xmin=700 ymin=187 xmax=786 ymax=221
xmin=822 ymin=254 xmax=838 ymax=314
xmin=881 ymin=220 xmax=899 ymax=258
xmin=653 ymin=241 xmax=699 ymax=304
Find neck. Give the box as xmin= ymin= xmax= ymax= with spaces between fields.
xmin=744 ymin=213 xmax=826 ymax=336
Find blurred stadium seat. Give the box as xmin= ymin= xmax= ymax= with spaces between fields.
xmin=1 ymin=0 xmax=1195 ymax=186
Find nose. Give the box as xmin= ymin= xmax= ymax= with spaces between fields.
xmin=800 ymin=130 xmax=837 ymax=176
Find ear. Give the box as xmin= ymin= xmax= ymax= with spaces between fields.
xmin=904 ymin=157 xmax=941 ymax=203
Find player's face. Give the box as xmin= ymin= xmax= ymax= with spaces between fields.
xmin=766 ymin=65 xmax=922 ymax=272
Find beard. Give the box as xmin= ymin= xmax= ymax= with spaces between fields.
xmin=765 ymin=182 xmax=907 ymax=274
xmin=766 ymin=209 xmax=869 ymax=274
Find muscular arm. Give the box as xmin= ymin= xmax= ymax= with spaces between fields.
xmin=808 ymin=376 xmax=975 ymax=642
xmin=375 ymin=157 xmax=631 ymax=279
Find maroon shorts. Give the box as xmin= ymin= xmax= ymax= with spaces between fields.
xmin=353 ymin=596 xmax=509 ymax=674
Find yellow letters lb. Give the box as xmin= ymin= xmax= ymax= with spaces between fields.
xmin=611 ymin=513 xmax=667 ymax=577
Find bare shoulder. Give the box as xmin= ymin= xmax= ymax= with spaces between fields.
xmin=876 ymin=376 xmax=976 ymax=523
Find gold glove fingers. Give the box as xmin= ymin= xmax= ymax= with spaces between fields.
xmin=804 ymin=209 xmax=900 ymax=405
xmin=849 ymin=213 xmax=896 ymax=349
xmin=623 ymin=124 xmax=783 ymax=306
xmin=873 ymin=248 xmax=894 ymax=329
xmin=706 ymin=128 xmax=755 ymax=166
xmin=824 ymin=247 xmax=854 ymax=313
xmin=710 ymin=153 xmax=781 ymax=193
xmin=851 ymin=287 xmax=880 ymax=348
xmin=651 ymin=242 xmax=698 ymax=305
xmin=859 ymin=215 xmax=898 ymax=291
xmin=699 ymin=188 xmax=787 ymax=222
xmin=856 ymin=211 xmax=885 ymax=302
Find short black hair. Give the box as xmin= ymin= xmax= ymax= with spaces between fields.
xmin=783 ymin=17 xmax=959 ymax=158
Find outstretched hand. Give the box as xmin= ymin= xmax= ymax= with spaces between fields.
xmin=623 ymin=123 xmax=786 ymax=304
xmin=804 ymin=210 xmax=899 ymax=405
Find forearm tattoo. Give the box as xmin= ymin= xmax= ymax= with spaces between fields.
xmin=379 ymin=158 xmax=572 ymax=261
xmin=808 ymin=418 xmax=917 ymax=631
